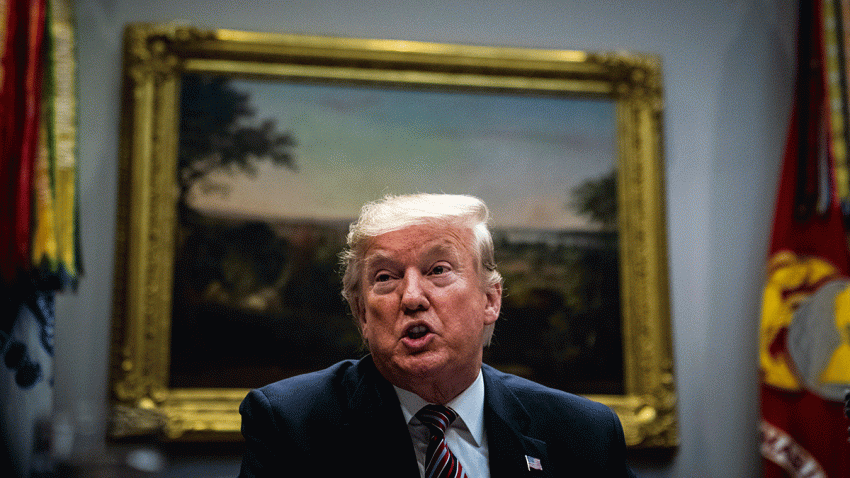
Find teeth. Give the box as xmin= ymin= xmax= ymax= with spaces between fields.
xmin=408 ymin=325 xmax=428 ymax=339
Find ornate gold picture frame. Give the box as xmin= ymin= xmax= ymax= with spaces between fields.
xmin=109 ymin=22 xmax=676 ymax=447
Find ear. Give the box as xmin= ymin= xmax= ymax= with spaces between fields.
xmin=482 ymin=282 xmax=501 ymax=326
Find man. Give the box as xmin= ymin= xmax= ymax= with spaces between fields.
xmin=238 ymin=193 xmax=636 ymax=477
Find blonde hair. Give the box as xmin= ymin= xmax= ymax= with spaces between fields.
xmin=340 ymin=193 xmax=502 ymax=343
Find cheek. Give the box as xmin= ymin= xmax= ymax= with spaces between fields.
xmin=365 ymin=294 xmax=390 ymax=314
xmin=363 ymin=295 xmax=396 ymax=330
xmin=452 ymin=292 xmax=492 ymax=335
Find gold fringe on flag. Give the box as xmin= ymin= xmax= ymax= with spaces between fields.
xmin=824 ymin=0 xmax=849 ymax=208
xmin=30 ymin=0 xmax=78 ymax=289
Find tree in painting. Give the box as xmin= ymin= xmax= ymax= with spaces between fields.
xmin=171 ymin=75 xmax=306 ymax=388
xmin=486 ymin=168 xmax=623 ymax=395
xmin=562 ymin=168 xmax=622 ymax=392
xmin=177 ymin=74 xmax=297 ymax=220
xmin=568 ymin=169 xmax=617 ymax=230
xmin=174 ymin=73 xmax=299 ymax=301
xmin=171 ymin=76 xmax=362 ymax=388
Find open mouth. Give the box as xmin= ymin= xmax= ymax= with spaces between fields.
xmin=406 ymin=324 xmax=430 ymax=340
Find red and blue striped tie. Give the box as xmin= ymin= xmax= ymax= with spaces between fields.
xmin=416 ymin=405 xmax=469 ymax=478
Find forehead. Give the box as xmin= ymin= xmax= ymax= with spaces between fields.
xmin=362 ymin=223 xmax=474 ymax=264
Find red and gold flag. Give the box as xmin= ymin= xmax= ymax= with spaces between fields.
xmin=759 ymin=1 xmax=850 ymax=476
xmin=0 ymin=0 xmax=79 ymax=289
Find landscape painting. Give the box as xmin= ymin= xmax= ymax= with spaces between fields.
xmin=168 ymin=73 xmax=622 ymax=395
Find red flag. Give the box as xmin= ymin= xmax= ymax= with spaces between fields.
xmin=0 ymin=0 xmax=46 ymax=285
xmin=0 ymin=0 xmax=27 ymax=283
xmin=759 ymin=1 xmax=850 ymax=477
xmin=16 ymin=0 xmax=46 ymax=275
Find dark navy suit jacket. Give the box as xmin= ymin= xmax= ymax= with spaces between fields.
xmin=238 ymin=356 xmax=636 ymax=477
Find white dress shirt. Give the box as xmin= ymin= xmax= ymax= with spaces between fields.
xmin=394 ymin=370 xmax=490 ymax=478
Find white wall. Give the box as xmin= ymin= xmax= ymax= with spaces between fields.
xmin=57 ymin=1 xmax=798 ymax=476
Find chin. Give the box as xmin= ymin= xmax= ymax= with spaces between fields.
xmin=392 ymin=351 xmax=450 ymax=377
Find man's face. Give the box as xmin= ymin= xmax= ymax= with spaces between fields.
xmin=357 ymin=223 xmax=501 ymax=401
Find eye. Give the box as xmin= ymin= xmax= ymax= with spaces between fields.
xmin=430 ymin=264 xmax=450 ymax=275
xmin=375 ymin=272 xmax=392 ymax=282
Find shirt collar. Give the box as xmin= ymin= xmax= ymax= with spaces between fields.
xmin=393 ymin=369 xmax=486 ymax=447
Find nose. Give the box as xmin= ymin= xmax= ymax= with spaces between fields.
xmin=400 ymin=270 xmax=430 ymax=312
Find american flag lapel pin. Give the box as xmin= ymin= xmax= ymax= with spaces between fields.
xmin=525 ymin=455 xmax=543 ymax=471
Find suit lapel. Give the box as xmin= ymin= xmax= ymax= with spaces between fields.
xmin=338 ymin=359 xmax=554 ymax=477
xmin=483 ymin=366 xmax=551 ymax=478
xmin=340 ymin=357 xmax=421 ymax=478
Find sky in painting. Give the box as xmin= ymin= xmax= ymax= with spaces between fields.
xmin=188 ymin=76 xmax=616 ymax=231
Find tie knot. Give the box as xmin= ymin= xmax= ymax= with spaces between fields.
xmin=416 ymin=404 xmax=458 ymax=435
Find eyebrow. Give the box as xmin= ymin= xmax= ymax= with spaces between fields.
xmin=424 ymin=243 xmax=461 ymax=262
xmin=363 ymin=251 xmax=396 ymax=271
xmin=364 ymin=242 xmax=462 ymax=269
